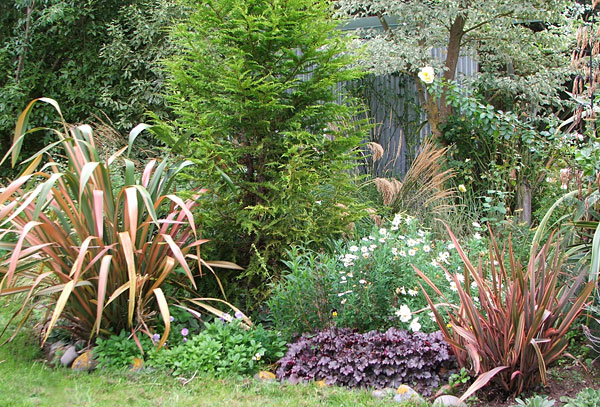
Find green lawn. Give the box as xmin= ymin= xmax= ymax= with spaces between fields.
xmin=0 ymin=300 xmax=391 ymax=407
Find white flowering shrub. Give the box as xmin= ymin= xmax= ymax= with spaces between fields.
xmin=268 ymin=214 xmax=487 ymax=337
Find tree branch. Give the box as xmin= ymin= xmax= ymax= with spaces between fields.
xmin=463 ymin=12 xmax=513 ymax=35
xmin=15 ymin=0 xmax=35 ymax=83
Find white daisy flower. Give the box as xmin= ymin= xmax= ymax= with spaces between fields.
xmin=395 ymin=304 xmax=411 ymax=322
xmin=409 ymin=317 xmax=422 ymax=332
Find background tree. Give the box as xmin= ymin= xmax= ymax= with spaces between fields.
xmin=163 ymin=0 xmax=367 ymax=308
xmin=336 ymin=0 xmax=573 ymax=139
xmin=337 ymin=0 xmax=575 ymax=226
xmin=0 ymin=0 xmax=182 ymax=178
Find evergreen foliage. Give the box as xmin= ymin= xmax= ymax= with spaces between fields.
xmin=163 ymin=0 xmax=367 ymax=307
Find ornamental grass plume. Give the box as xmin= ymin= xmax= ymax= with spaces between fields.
xmin=372 ymin=139 xmax=454 ymax=216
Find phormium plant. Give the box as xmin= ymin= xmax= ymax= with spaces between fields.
xmin=0 ymin=98 xmax=243 ymax=347
xmin=415 ymin=224 xmax=594 ymax=399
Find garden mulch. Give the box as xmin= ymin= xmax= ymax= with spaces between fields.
xmin=468 ymin=362 xmax=600 ymax=407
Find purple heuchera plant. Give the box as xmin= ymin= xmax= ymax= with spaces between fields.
xmin=276 ymin=327 xmax=455 ymax=395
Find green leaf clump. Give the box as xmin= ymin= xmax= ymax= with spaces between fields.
xmin=148 ymin=319 xmax=287 ymax=377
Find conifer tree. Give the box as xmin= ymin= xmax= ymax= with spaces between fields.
xmin=165 ymin=0 xmax=366 ymax=305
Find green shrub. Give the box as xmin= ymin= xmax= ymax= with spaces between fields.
xmin=162 ymin=0 xmax=367 ymax=308
xmin=268 ymin=213 xmax=487 ymax=338
xmin=94 ymin=330 xmax=153 ymax=370
xmin=148 ymin=319 xmax=287 ymax=377
xmin=0 ymin=99 xmax=241 ymax=346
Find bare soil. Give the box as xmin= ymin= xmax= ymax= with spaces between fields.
xmin=468 ymin=362 xmax=600 ymax=407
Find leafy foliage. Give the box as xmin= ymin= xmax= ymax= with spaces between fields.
xmin=268 ymin=213 xmax=486 ymax=338
xmin=276 ymin=327 xmax=455 ymax=395
xmin=437 ymin=80 xmax=564 ymax=227
xmin=415 ymin=225 xmax=594 ymax=396
xmin=561 ymin=388 xmax=600 ymax=407
xmin=97 ymin=0 xmax=185 ymax=132
xmin=0 ymin=0 xmax=183 ymax=178
xmin=0 ymin=98 xmax=241 ymax=345
xmin=163 ymin=0 xmax=367 ymax=308
xmin=148 ymin=319 xmax=287 ymax=377
xmin=94 ymin=330 xmax=152 ymax=370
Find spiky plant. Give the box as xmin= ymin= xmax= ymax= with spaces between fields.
xmin=0 ymin=98 xmax=243 ymax=347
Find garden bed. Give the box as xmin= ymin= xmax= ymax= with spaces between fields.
xmin=470 ymin=362 xmax=600 ymax=407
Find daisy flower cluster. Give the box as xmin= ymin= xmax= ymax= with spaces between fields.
xmin=330 ymin=213 xmax=487 ymax=333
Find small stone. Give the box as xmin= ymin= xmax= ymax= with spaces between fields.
xmin=372 ymin=388 xmax=396 ymax=399
xmin=432 ymin=395 xmax=468 ymax=407
xmin=254 ymin=371 xmax=276 ymax=382
xmin=72 ymin=351 xmax=97 ymax=372
xmin=129 ymin=357 xmax=144 ymax=372
xmin=60 ymin=345 xmax=78 ymax=367
xmin=394 ymin=385 xmax=426 ymax=405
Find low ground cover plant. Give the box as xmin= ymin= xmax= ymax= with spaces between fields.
xmin=148 ymin=317 xmax=287 ymax=377
xmin=269 ymin=213 xmax=486 ymax=337
xmin=94 ymin=313 xmax=286 ymax=375
xmin=561 ymin=388 xmax=600 ymax=407
xmin=94 ymin=330 xmax=153 ymax=370
xmin=276 ymin=327 xmax=455 ymax=395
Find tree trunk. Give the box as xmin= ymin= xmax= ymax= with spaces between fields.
xmin=415 ymin=78 xmax=441 ymax=138
xmin=416 ymin=13 xmax=466 ymax=142
xmin=437 ymin=14 xmax=467 ymax=128
xmin=15 ymin=1 xmax=35 ymax=83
